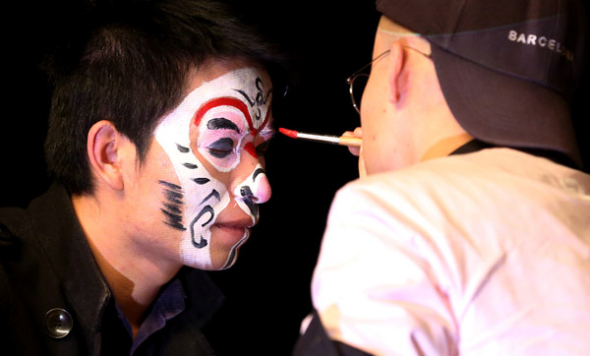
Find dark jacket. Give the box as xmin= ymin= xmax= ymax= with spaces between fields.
xmin=292 ymin=311 xmax=373 ymax=356
xmin=0 ymin=183 xmax=224 ymax=356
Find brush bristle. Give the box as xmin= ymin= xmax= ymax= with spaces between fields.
xmin=278 ymin=127 xmax=298 ymax=138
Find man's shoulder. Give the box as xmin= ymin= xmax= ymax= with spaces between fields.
xmin=0 ymin=184 xmax=67 ymax=249
xmin=338 ymin=152 xmax=487 ymax=194
xmin=342 ymin=148 xmax=570 ymax=192
xmin=0 ymin=205 xmax=31 ymax=254
xmin=332 ymin=148 xmax=590 ymax=228
xmin=0 ymin=184 xmax=77 ymax=288
xmin=332 ymin=148 xmax=570 ymax=214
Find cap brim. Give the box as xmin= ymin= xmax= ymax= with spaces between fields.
xmin=430 ymin=44 xmax=582 ymax=167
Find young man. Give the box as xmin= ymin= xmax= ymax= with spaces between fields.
xmin=295 ymin=0 xmax=590 ymax=355
xmin=0 ymin=0 xmax=287 ymax=354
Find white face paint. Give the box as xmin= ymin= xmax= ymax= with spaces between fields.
xmin=154 ymin=65 xmax=273 ymax=270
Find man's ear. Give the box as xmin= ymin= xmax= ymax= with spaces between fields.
xmin=86 ymin=120 xmax=125 ymax=191
xmin=387 ymin=41 xmax=407 ymax=104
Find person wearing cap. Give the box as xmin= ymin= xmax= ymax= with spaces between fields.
xmin=294 ymin=0 xmax=590 ymax=355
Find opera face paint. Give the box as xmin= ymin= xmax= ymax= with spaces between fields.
xmin=154 ymin=66 xmax=273 ymax=270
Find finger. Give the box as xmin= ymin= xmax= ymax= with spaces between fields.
xmin=344 ymin=128 xmax=362 ymax=156
xmin=348 ymin=146 xmax=361 ymax=156
xmin=353 ymin=127 xmax=363 ymax=138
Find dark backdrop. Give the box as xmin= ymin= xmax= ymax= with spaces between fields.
xmin=2 ymin=1 xmax=588 ymax=355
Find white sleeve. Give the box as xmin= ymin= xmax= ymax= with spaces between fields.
xmin=311 ymin=181 xmax=458 ymax=356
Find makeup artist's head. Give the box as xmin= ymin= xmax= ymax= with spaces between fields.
xmin=355 ymin=17 xmax=464 ymax=174
xmin=354 ymin=0 xmax=587 ymax=175
xmin=42 ymin=0 xmax=288 ymax=271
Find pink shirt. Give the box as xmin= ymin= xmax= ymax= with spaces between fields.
xmin=311 ymin=148 xmax=590 ymax=355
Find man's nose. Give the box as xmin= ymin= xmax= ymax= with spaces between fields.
xmin=233 ymin=165 xmax=272 ymax=204
xmin=239 ymin=166 xmax=272 ymax=203
xmin=231 ymin=146 xmax=272 ymax=204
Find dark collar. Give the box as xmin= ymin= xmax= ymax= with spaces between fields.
xmin=450 ymin=139 xmax=577 ymax=168
xmin=27 ymin=183 xmax=112 ymax=336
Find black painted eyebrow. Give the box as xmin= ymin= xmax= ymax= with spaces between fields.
xmin=207 ymin=117 xmax=240 ymax=133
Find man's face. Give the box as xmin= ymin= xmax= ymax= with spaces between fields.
xmin=134 ymin=59 xmax=274 ymax=271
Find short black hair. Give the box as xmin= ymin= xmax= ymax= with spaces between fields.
xmin=43 ymin=0 xmax=289 ymax=195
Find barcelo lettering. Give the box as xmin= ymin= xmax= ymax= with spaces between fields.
xmin=508 ymin=30 xmax=574 ymax=61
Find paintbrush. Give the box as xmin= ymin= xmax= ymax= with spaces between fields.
xmin=279 ymin=128 xmax=362 ymax=147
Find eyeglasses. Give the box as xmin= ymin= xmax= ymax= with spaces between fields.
xmin=346 ymin=46 xmax=432 ymax=114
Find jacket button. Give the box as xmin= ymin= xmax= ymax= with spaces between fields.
xmin=44 ymin=308 xmax=73 ymax=339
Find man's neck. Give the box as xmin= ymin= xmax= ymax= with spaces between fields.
xmin=71 ymin=193 xmax=181 ymax=338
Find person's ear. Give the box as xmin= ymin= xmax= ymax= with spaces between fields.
xmin=86 ymin=120 xmax=125 ymax=191
xmin=387 ymin=41 xmax=407 ymax=104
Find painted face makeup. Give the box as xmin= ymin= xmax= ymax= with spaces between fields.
xmin=154 ymin=66 xmax=273 ymax=270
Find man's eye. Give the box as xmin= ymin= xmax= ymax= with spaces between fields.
xmin=255 ymin=140 xmax=271 ymax=156
xmin=208 ymin=138 xmax=235 ymax=158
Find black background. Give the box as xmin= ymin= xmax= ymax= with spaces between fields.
xmin=2 ymin=1 xmax=588 ymax=354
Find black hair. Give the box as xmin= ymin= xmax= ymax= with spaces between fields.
xmin=42 ymin=0 xmax=290 ymax=195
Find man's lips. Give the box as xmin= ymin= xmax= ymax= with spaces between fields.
xmin=213 ymin=220 xmax=254 ymax=233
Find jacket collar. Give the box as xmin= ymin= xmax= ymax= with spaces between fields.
xmin=27 ymin=183 xmax=112 ymax=336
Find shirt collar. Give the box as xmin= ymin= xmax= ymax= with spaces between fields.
xmin=128 ymin=278 xmax=186 ymax=353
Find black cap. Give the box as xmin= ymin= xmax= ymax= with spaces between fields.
xmin=377 ymin=0 xmax=588 ymax=167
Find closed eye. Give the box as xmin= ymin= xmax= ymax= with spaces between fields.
xmin=208 ymin=138 xmax=235 ymax=158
